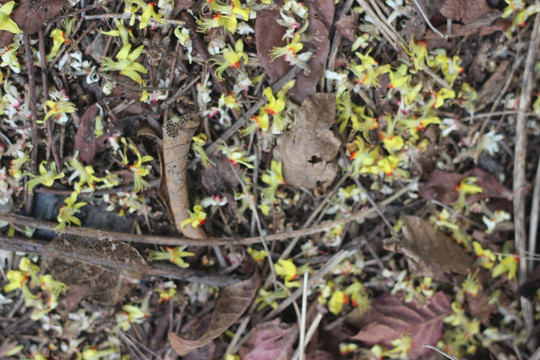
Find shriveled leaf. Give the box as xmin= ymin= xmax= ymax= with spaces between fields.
xmin=238 ymin=318 xmax=298 ymax=360
xmin=169 ymin=269 xmax=260 ymax=356
xmin=352 ymin=291 xmax=451 ymax=359
xmin=466 ymin=292 xmax=496 ymax=323
xmin=420 ymin=168 xmax=510 ymax=205
xmin=288 ymin=14 xmax=331 ymax=103
xmin=255 ymin=8 xmax=290 ymax=83
xmin=162 ymin=114 xmax=207 ymax=239
xmin=45 ymin=234 xmax=148 ymax=305
xmin=273 ymin=93 xmax=341 ymax=194
xmin=384 ymin=216 xmax=474 ymax=278
xmin=201 ymin=154 xmax=240 ymax=194
xmin=73 ymin=104 xmax=107 ymax=164
xmin=0 ymin=0 xmax=64 ymax=48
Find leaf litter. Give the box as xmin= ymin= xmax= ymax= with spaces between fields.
xmin=0 ymin=0 xmax=538 ymax=359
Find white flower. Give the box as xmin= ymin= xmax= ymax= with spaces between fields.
xmin=236 ymin=22 xmax=254 ymax=35
xmin=477 ymin=129 xmax=504 ymax=155
xmin=483 ymin=210 xmax=511 ymax=234
xmin=441 ymin=117 xmax=460 ymax=137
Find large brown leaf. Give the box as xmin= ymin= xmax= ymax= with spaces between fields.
xmin=238 ymin=318 xmax=298 ymax=360
xmin=162 ymin=114 xmax=207 ymax=239
xmin=169 ymin=269 xmax=260 ymax=356
xmin=0 ymin=0 xmax=64 ymax=48
xmin=73 ymin=104 xmax=107 ymax=164
xmin=273 ymin=93 xmax=341 ymax=194
xmin=352 ymin=291 xmax=451 ymax=359
xmin=255 ymin=1 xmax=334 ymax=103
xmin=383 ymin=216 xmax=474 ymax=279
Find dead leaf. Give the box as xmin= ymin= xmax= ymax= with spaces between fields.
xmin=336 ymin=14 xmax=358 ymax=42
xmin=352 ymin=291 xmax=451 ymax=360
xmin=169 ymin=269 xmax=260 ymax=356
xmin=255 ymin=8 xmax=290 ymax=83
xmin=383 ymin=216 xmax=474 ymax=278
xmin=273 ymin=93 xmax=341 ymax=194
xmin=0 ymin=0 xmax=64 ymax=48
xmin=255 ymin=1 xmax=334 ymax=103
xmin=419 ymin=168 xmax=510 ymax=205
xmin=45 ymin=235 xmax=147 ymax=305
xmin=201 ymin=154 xmax=240 ymax=195
xmin=238 ymin=318 xmax=298 ymax=360
xmin=466 ymin=292 xmax=496 ymax=323
xmin=440 ymin=0 xmax=500 ymax=25
xmin=162 ymin=114 xmax=207 ymax=239
xmin=74 ymin=104 xmax=107 ymax=164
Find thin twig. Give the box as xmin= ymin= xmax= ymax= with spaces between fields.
xmin=529 ymin=156 xmax=540 ymax=273
xmin=38 ymin=28 xmax=63 ymax=173
xmin=0 ymin=186 xmax=409 ymax=247
xmin=514 ymin=12 xmax=540 ymax=351
xmin=0 ymin=235 xmax=241 ymax=287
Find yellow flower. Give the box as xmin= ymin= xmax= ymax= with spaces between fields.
xmin=274 ymin=259 xmax=300 ymax=288
xmin=47 ymin=29 xmax=66 ymax=61
xmin=473 ymin=241 xmax=496 ymax=269
xmin=328 ymin=290 xmax=348 ymax=315
xmin=261 ymin=160 xmax=285 ymax=202
xmin=0 ymin=1 xmax=22 ymax=34
xmin=181 ymin=205 xmax=207 ymax=230
xmin=211 ymin=39 xmax=248 ymax=79
xmin=149 ymin=246 xmax=195 ymax=268
xmin=25 ymin=161 xmax=65 ymax=194
xmin=4 ymin=270 xmax=28 ymax=292
xmin=102 ymin=44 xmax=147 ymax=85
xmin=40 ymin=99 xmax=77 ymax=125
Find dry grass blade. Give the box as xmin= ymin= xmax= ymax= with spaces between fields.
xmin=162 ymin=113 xmax=207 ymax=239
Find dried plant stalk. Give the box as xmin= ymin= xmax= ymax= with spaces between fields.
xmin=163 ymin=114 xmax=207 ymax=239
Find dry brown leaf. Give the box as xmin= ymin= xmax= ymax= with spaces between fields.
xmin=255 ymin=1 xmax=334 ymax=103
xmin=73 ymin=103 xmax=106 ymax=164
xmin=352 ymin=291 xmax=451 ymax=360
xmin=238 ymin=318 xmax=298 ymax=360
xmin=440 ymin=0 xmax=500 ymax=25
xmin=336 ymin=14 xmax=358 ymax=42
xmin=273 ymin=93 xmax=340 ymax=194
xmin=169 ymin=269 xmax=260 ymax=356
xmin=45 ymin=234 xmax=147 ymax=305
xmin=0 ymin=0 xmax=64 ymax=48
xmin=255 ymin=8 xmax=290 ymax=83
xmin=162 ymin=114 xmax=207 ymax=239
xmin=383 ymin=216 xmax=474 ymax=279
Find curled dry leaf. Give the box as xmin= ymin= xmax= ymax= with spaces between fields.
xmin=0 ymin=0 xmax=64 ymax=48
xmin=383 ymin=216 xmax=474 ymax=279
xmin=273 ymin=93 xmax=341 ymax=194
xmin=73 ymin=103 xmax=107 ymax=164
xmin=352 ymin=291 xmax=451 ymax=360
xmin=162 ymin=114 xmax=207 ymax=239
xmin=44 ymin=234 xmax=147 ymax=305
xmin=169 ymin=268 xmax=260 ymax=356
xmin=238 ymin=318 xmax=298 ymax=360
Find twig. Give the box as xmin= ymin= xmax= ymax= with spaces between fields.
xmin=0 ymin=235 xmax=241 ymax=287
xmin=411 ymin=0 xmax=448 ymax=38
xmin=38 ymin=28 xmax=63 ymax=174
xmin=529 ymin=155 xmax=540 ymax=273
xmin=514 ymin=12 xmax=540 ymax=350
xmin=0 ymin=185 xmax=408 ymax=247
xmin=298 ymin=272 xmax=308 ymax=360
xmin=423 ymin=345 xmax=456 ymax=360
xmin=23 ymin=33 xmax=39 ymax=174
xmin=515 ymin=13 xmax=539 ymax=283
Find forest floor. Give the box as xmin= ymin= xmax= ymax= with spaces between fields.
xmin=0 ymin=0 xmax=539 ymax=359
